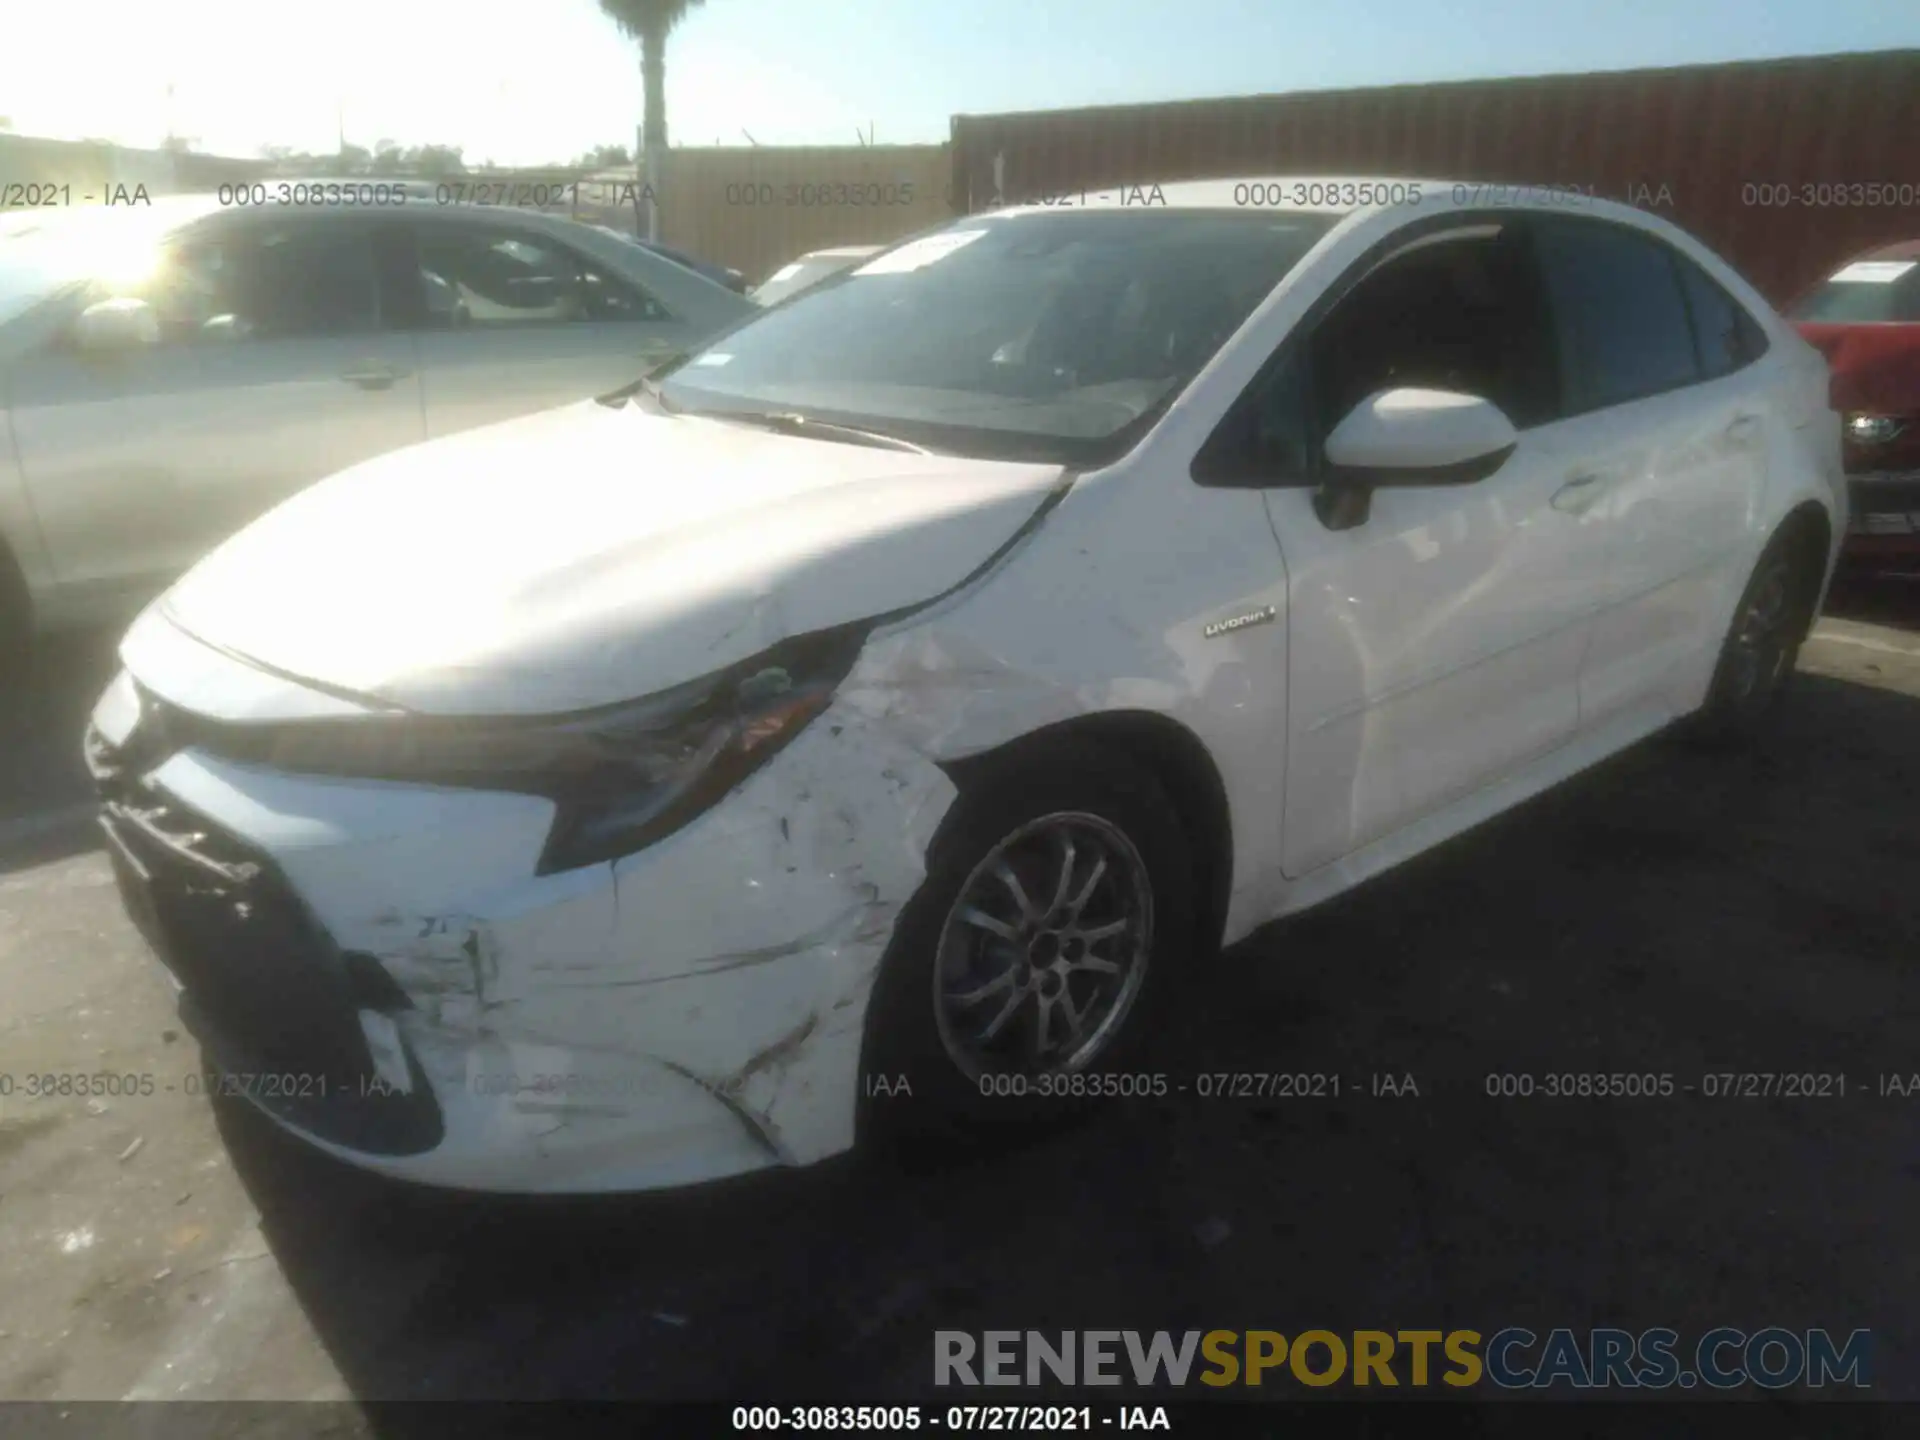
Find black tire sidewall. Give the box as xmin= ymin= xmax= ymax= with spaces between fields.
xmin=1692 ymin=535 xmax=1816 ymax=742
xmin=0 ymin=554 xmax=31 ymax=695
xmin=858 ymin=739 xmax=1193 ymax=1148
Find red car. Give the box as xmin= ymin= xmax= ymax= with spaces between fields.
xmin=1791 ymin=240 xmax=1920 ymax=568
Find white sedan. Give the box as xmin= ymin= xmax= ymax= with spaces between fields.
xmin=89 ymin=177 xmax=1844 ymax=1193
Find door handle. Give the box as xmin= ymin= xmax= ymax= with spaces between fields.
xmin=1725 ymin=413 xmax=1761 ymax=443
xmin=341 ymin=363 xmax=401 ymax=390
xmin=1551 ymin=472 xmax=1608 ymax=514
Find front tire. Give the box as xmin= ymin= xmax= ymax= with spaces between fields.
xmin=859 ymin=739 xmax=1193 ymax=1152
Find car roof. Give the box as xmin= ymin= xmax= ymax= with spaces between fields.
xmin=800 ymin=245 xmax=884 ymax=260
xmin=986 ymin=175 xmax=1451 ymax=217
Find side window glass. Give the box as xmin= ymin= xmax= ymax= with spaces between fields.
xmin=1533 ymin=219 xmax=1699 ymax=412
xmin=415 ymin=227 xmax=672 ymax=327
xmin=136 ymin=240 xmax=237 ymax=341
xmin=1308 ymin=230 xmax=1559 ymax=434
xmin=1193 ymin=344 xmax=1314 ymax=485
xmin=135 ymin=225 xmax=379 ymax=343
xmin=1675 ymin=255 xmax=1770 ymax=379
xmin=1194 ymin=227 xmax=1558 ymax=487
xmin=580 ymin=256 xmax=673 ymax=322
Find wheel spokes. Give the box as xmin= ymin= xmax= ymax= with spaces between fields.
xmin=992 ymin=860 xmax=1040 ymax=922
xmin=934 ymin=810 xmax=1154 ymax=1080
xmin=1067 ymin=855 xmax=1107 ymax=917
xmin=1046 ymin=832 xmax=1079 ymax=917
xmin=957 ymin=903 xmax=1020 ymax=943
xmin=949 ymin=965 xmax=1016 ymax=1008
xmin=977 ymin=987 xmax=1024 ymax=1043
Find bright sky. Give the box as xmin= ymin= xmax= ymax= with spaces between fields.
xmin=2 ymin=0 xmax=1915 ymax=166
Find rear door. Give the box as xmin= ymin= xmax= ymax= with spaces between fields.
xmin=404 ymin=215 xmax=692 ymax=439
xmin=1527 ymin=216 xmax=1772 ymax=726
xmin=12 ymin=210 xmax=426 ymax=598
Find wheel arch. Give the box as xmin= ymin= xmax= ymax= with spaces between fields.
xmin=939 ymin=709 xmax=1236 ymax=959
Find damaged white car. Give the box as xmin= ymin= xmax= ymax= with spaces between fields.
xmin=89 ymin=178 xmax=1844 ymax=1192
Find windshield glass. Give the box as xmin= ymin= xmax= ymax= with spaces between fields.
xmin=752 ymin=254 xmax=871 ymax=307
xmin=1791 ymin=259 xmax=1920 ymax=324
xmin=660 ymin=209 xmax=1336 ymax=463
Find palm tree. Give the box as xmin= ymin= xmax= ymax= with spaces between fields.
xmin=599 ymin=0 xmax=706 ymax=242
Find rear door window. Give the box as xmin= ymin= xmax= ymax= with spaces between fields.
xmin=412 ymin=224 xmax=674 ymax=327
xmin=1673 ymin=255 xmax=1770 ymax=379
xmin=1532 ymin=217 xmax=1701 ymax=414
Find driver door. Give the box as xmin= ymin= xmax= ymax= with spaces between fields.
xmin=1249 ymin=219 xmax=1604 ymax=875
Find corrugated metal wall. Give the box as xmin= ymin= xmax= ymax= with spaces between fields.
xmin=646 ymin=145 xmax=954 ymax=284
xmin=950 ymin=50 xmax=1920 ymax=304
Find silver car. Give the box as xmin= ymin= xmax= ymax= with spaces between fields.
xmin=0 ymin=193 xmax=753 ymax=675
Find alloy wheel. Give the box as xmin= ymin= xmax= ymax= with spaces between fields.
xmin=931 ymin=811 xmax=1154 ymax=1080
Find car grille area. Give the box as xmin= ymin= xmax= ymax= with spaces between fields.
xmin=87 ymin=698 xmax=444 ymax=1157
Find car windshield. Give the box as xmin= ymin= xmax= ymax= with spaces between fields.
xmin=752 ymin=255 xmax=868 ymax=307
xmin=658 ymin=209 xmax=1336 ymax=464
xmin=1791 ymin=259 xmax=1920 ymax=323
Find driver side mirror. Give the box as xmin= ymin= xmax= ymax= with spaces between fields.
xmin=1315 ymin=387 xmax=1518 ymax=531
xmin=73 ymin=297 xmax=160 ymax=355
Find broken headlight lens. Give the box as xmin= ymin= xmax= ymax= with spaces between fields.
xmin=247 ymin=626 xmax=868 ymax=874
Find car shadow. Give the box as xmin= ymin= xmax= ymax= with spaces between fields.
xmin=207 ymin=662 xmax=1920 ymax=1415
xmin=0 ymin=627 xmax=123 ymax=872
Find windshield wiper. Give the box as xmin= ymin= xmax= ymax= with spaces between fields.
xmin=701 ymin=410 xmax=933 ymax=454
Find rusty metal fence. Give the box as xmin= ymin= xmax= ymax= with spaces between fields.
xmin=639 ymin=145 xmax=954 ymax=284
xmin=949 ymin=49 xmax=1920 ymax=304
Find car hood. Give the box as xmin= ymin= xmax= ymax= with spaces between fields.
xmin=151 ymin=400 xmax=1067 ymax=716
xmin=1796 ymin=321 xmax=1920 ymax=414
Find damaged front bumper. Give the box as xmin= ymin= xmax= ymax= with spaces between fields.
xmin=88 ymin=687 xmax=956 ymax=1194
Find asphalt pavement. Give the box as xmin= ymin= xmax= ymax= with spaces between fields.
xmin=2 ymin=577 xmax=1918 ymax=1418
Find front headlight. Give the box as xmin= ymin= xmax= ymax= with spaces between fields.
xmin=245 ymin=624 xmax=868 ymax=873
xmin=1845 ymin=413 xmax=1908 ymax=446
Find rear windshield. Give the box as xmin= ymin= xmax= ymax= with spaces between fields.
xmin=1791 ymin=259 xmax=1920 ymax=323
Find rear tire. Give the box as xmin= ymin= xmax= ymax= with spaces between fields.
xmin=1685 ymin=530 xmax=1822 ymax=747
xmin=0 ymin=547 xmax=32 ymax=695
xmin=859 ymin=738 xmax=1193 ymax=1155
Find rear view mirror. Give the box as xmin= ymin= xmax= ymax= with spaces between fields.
xmin=1316 ymin=387 xmax=1518 ymax=530
xmin=74 ymin=298 xmax=160 ymax=354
